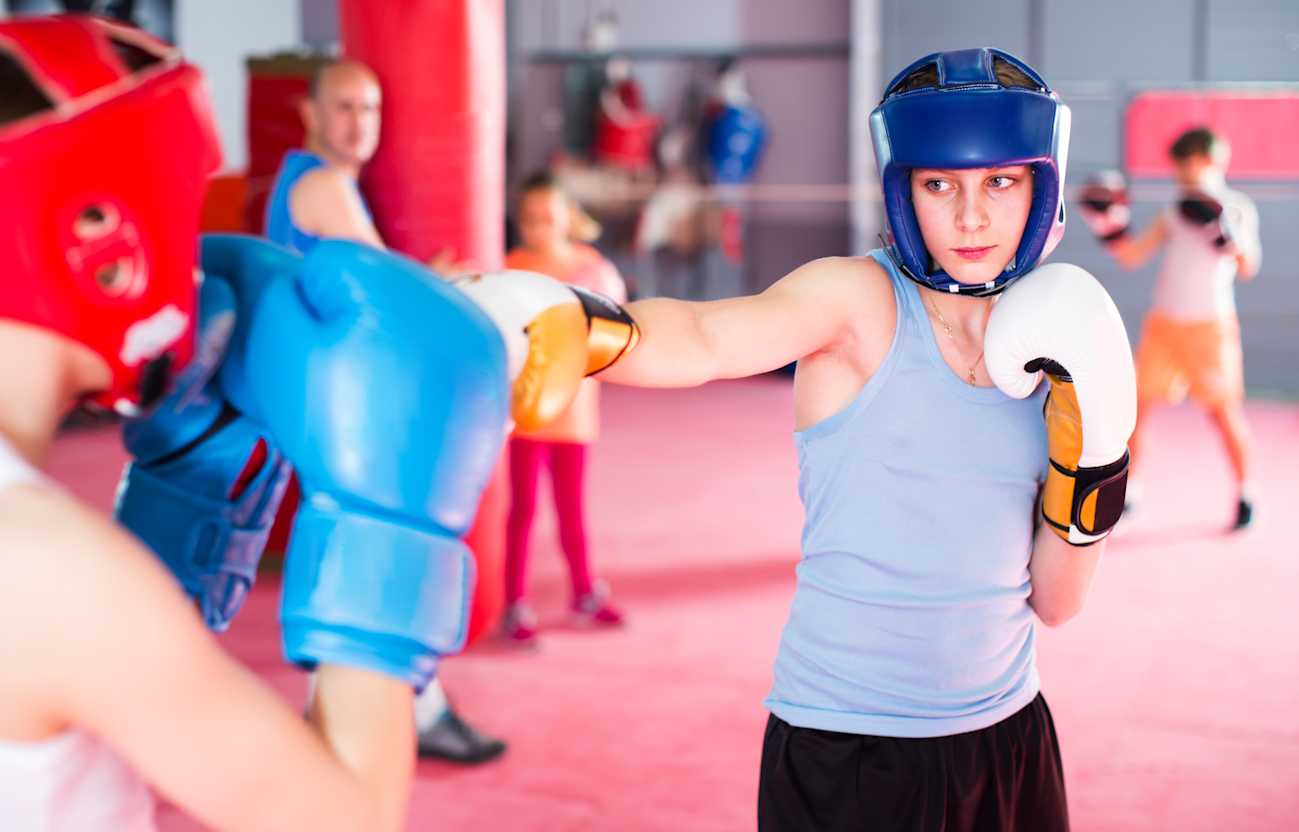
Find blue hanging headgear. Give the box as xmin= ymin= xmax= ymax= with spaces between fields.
xmin=869 ymin=48 xmax=1071 ymax=296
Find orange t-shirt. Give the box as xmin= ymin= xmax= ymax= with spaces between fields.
xmin=506 ymin=244 xmax=627 ymax=444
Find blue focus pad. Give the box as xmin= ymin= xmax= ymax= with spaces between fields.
xmin=123 ymin=275 xmax=235 ymax=459
xmin=115 ymin=270 xmax=293 ymax=632
xmin=115 ymin=437 xmax=292 ymax=631
xmin=280 ymin=501 xmax=476 ymax=691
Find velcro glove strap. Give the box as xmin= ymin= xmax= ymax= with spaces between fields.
xmin=116 ymin=453 xmax=291 ymax=630
xmin=1042 ymin=451 xmax=1129 ymax=545
xmin=280 ymin=500 xmax=476 ymax=692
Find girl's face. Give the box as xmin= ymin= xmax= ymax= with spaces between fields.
xmin=909 ymin=165 xmax=1034 ymax=286
xmin=518 ymin=188 xmax=572 ymax=251
xmin=1173 ymin=152 xmax=1227 ymax=191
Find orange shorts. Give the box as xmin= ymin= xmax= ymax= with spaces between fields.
xmin=1135 ymin=313 xmax=1243 ymax=408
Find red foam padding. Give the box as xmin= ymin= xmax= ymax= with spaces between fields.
xmin=340 ymin=0 xmax=507 ymax=268
xmin=1125 ymin=90 xmax=1299 ymax=179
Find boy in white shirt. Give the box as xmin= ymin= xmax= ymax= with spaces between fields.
xmin=1080 ymin=128 xmax=1261 ymax=530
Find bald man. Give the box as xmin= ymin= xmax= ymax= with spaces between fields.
xmin=265 ymin=60 xmax=385 ymax=252
xmin=263 ymin=59 xmax=506 ymax=765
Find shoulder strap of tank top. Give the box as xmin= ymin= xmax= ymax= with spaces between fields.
xmin=867 ymin=248 xmax=925 ymax=331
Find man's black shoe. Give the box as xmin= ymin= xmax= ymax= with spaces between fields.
xmin=417 ymin=707 xmax=507 ymax=764
xmin=1230 ymin=498 xmax=1254 ymax=532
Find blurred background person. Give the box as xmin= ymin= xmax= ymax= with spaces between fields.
xmin=263 ymin=57 xmax=506 ymax=765
xmin=1079 ymin=127 xmax=1262 ymax=530
xmin=501 ymin=171 xmax=630 ymax=645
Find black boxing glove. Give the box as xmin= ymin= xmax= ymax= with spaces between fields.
xmin=1177 ymin=193 xmax=1237 ymax=252
xmin=1078 ymin=170 xmax=1131 ymax=245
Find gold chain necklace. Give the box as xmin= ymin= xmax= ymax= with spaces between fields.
xmin=926 ymin=296 xmax=985 ymax=384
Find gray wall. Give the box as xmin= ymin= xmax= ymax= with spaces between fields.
xmin=882 ymin=0 xmax=1299 ymax=397
xmin=300 ymin=0 xmax=338 ymax=49
xmin=155 ymin=0 xmax=1293 ymax=395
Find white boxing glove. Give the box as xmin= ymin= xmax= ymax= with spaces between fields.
xmin=453 ymin=270 xmax=639 ymax=432
xmin=453 ymin=270 xmax=588 ymax=432
xmin=985 ymin=263 xmax=1137 ymax=545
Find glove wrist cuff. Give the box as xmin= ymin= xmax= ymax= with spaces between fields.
xmin=280 ymin=501 xmax=476 ymax=691
xmin=569 ymin=285 xmax=640 ymax=375
xmin=1042 ymin=451 xmax=1130 ymax=546
xmin=116 ymin=463 xmax=281 ymax=630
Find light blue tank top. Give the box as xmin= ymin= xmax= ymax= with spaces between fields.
xmin=264 ymin=150 xmax=372 ymax=254
xmin=765 ymin=250 xmax=1049 ymax=738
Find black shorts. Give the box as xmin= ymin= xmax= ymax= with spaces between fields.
xmin=758 ymin=694 xmax=1068 ymax=832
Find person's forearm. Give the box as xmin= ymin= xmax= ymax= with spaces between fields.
xmin=596 ymin=261 xmax=845 ymax=387
xmin=1235 ymin=250 xmax=1260 ymax=281
xmin=1106 ymin=236 xmax=1156 ymax=270
xmin=308 ymin=665 xmax=415 ymax=832
xmin=1096 ymin=217 xmax=1168 ymax=271
xmin=1027 ymin=524 xmax=1105 ymax=627
xmin=596 ymin=297 xmax=718 ymax=388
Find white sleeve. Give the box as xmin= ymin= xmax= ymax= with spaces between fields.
xmin=1237 ymin=195 xmax=1262 ymax=266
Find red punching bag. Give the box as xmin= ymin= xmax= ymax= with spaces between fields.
xmin=341 ymin=0 xmax=505 ymax=262
xmin=340 ymin=0 xmax=508 ymax=646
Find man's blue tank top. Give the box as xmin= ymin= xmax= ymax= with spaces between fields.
xmin=264 ymin=150 xmax=371 ymax=254
xmin=765 ymin=250 xmax=1049 ymax=738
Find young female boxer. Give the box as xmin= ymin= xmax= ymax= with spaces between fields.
xmin=596 ymin=48 xmax=1136 ymax=830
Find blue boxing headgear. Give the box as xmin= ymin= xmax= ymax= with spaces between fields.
xmin=869 ymin=48 xmax=1071 ymax=296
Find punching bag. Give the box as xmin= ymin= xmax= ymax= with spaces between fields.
xmin=341 ymin=0 xmax=508 ymax=646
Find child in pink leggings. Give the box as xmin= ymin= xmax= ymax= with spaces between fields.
xmin=502 ymin=172 xmax=628 ymax=644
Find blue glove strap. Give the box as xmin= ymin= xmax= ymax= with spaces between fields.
xmin=280 ymin=500 xmax=476 ymax=692
xmin=116 ymin=454 xmax=291 ymax=631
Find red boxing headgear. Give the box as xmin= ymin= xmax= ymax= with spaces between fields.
xmin=0 ymin=16 xmax=221 ymax=414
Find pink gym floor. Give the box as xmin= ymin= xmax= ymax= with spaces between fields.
xmin=48 ymin=378 xmax=1299 ymax=831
